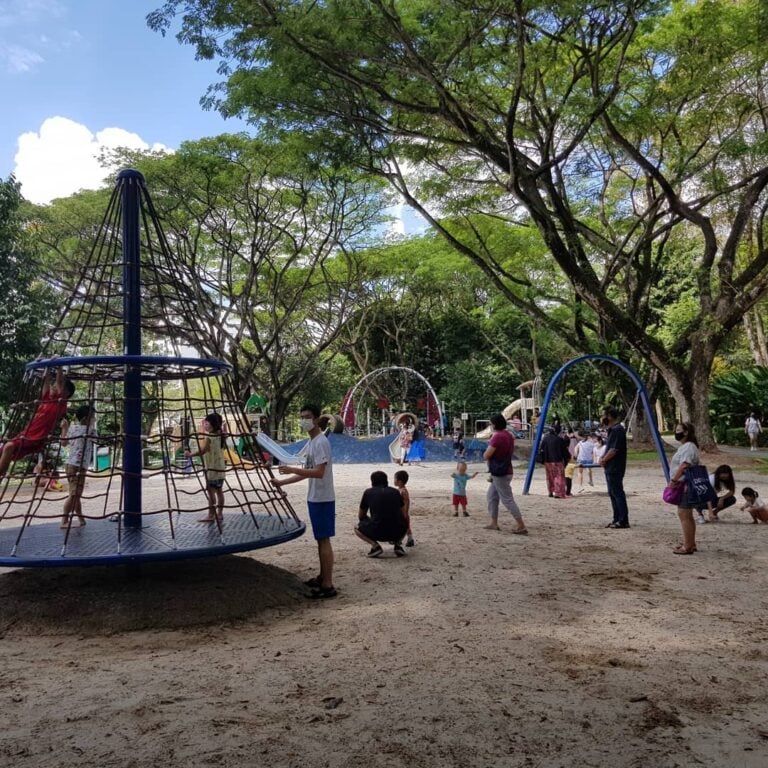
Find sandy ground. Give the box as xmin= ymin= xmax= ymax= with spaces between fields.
xmin=1 ymin=456 xmax=768 ymax=768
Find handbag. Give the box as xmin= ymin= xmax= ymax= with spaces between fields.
xmin=684 ymin=464 xmax=717 ymax=506
xmin=663 ymin=482 xmax=684 ymax=505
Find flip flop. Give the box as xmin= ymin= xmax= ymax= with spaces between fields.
xmin=309 ymin=586 xmax=338 ymax=600
xmin=672 ymin=545 xmax=696 ymax=555
xmin=511 ymin=528 xmax=529 ymax=535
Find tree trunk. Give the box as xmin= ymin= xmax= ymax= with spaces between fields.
xmin=629 ymin=398 xmax=653 ymax=447
xmin=755 ymin=310 xmax=768 ymax=367
xmin=744 ymin=308 xmax=768 ymax=367
xmin=659 ymin=349 xmax=718 ymax=452
xmin=269 ymin=395 xmax=292 ymax=441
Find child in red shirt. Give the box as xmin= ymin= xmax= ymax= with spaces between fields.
xmin=0 ymin=367 xmax=74 ymax=477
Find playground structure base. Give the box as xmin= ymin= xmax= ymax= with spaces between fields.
xmin=0 ymin=514 xmax=305 ymax=568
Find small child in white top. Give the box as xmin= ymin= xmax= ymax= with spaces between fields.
xmin=61 ymin=404 xmax=97 ymax=528
xmin=575 ymin=432 xmax=595 ymax=487
xmin=740 ymin=487 xmax=768 ymax=523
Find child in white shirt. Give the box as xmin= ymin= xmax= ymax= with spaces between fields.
xmin=740 ymin=487 xmax=768 ymax=523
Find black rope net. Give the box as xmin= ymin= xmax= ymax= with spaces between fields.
xmin=0 ymin=171 xmax=300 ymax=560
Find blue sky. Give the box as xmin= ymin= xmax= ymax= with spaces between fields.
xmin=0 ymin=0 xmax=419 ymax=233
xmin=0 ymin=0 xmax=248 ymax=203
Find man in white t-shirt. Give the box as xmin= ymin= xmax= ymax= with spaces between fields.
xmin=272 ymin=404 xmax=336 ymax=599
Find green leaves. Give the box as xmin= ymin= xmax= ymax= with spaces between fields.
xmin=709 ymin=367 xmax=768 ymax=427
xmin=0 ymin=177 xmax=55 ymax=407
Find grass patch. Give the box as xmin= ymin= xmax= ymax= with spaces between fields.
xmin=627 ymin=450 xmax=665 ymax=462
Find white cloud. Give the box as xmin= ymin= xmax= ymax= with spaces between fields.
xmin=14 ymin=116 xmax=172 ymax=204
xmin=0 ymin=0 xmax=65 ymax=29
xmin=0 ymin=0 xmax=68 ymax=73
xmin=387 ymin=201 xmax=405 ymax=236
xmin=0 ymin=43 xmax=44 ymax=72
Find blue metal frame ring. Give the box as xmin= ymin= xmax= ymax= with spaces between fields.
xmin=26 ymin=355 xmax=231 ymax=381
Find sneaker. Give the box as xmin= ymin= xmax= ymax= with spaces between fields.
xmin=406 ymin=537 xmax=415 ymax=547
xmin=696 ymin=516 xmax=706 ymax=525
xmin=367 ymin=545 xmax=383 ymax=558
xmin=394 ymin=544 xmax=406 ymax=557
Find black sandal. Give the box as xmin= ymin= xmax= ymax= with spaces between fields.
xmin=304 ymin=576 xmax=322 ymax=588
xmin=309 ymin=586 xmax=338 ymax=600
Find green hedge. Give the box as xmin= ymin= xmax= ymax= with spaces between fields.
xmin=717 ymin=427 xmax=766 ymax=448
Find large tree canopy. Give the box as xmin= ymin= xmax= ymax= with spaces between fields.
xmin=31 ymin=135 xmax=389 ymax=431
xmin=149 ymin=0 xmax=768 ymax=447
xmin=0 ymin=176 xmax=52 ymax=410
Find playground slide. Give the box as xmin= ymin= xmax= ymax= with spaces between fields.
xmin=389 ymin=434 xmax=403 ymax=463
xmin=255 ymin=433 xmax=307 ymax=465
xmin=474 ymin=399 xmax=523 ymax=439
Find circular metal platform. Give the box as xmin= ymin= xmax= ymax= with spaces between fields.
xmin=0 ymin=514 xmax=305 ymax=568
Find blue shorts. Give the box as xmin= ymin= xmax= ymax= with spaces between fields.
xmin=307 ymin=501 xmax=336 ymax=540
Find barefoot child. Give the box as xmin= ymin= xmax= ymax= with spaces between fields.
xmin=740 ymin=487 xmax=768 ymax=523
xmin=185 ymin=413 xmax=226 ymax=523
xmin=61 ymin=405 xmax=97 ymax=528
xmin=394 ymin=469 xmax=414 ymax=546
xmin=451 ymin=461 xmax=478 ymax=517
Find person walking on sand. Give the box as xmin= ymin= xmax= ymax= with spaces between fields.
xmin=271 ymin=404 xmax=337 ymax=599
xmin=540 ymin=426 xmax=569 ymax=499
xmin=575 ymin=431 xmax=595 ymax=488
xmin=483 ymin=413 xmax=527 ymax=534
xmin=600 ymin=406 xmax=630 ymax=529
xmin=745 ymin=412 xmax=762 ymax=452
xmin=451 ymin=461 xmax=478 ymax=517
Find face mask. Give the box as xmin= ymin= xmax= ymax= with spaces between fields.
xmin=674 ymin=431 xmax=685 ymax=441
xmin=300 ymin=418 xmax=315 ymax=432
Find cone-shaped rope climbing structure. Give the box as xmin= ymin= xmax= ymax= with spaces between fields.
xmin=0 ymin=169 xmax=304 ymax=566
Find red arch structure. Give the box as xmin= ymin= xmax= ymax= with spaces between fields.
xmin=341 ymin=367 xmax=443 ymax=432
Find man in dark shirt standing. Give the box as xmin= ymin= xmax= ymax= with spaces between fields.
xmin=355 ymin=471 xmax=408 ymax=558
xmin=599 ymin=406 xmax=629 ymax=528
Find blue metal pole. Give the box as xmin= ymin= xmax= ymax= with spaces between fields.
xmin=522 ymin=354 xmax=669 ymax=494
xmin=120 ymin=169 xmax=144 ymax=528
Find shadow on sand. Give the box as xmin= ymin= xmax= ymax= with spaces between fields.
xmin=0 ymin=555 xmax=308 ymax=636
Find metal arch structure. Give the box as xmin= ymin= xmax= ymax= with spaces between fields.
xmin=522 ymin=354 xmax=670 ymax=495
xmin=341 ymin=366 xmax=444 ymax=433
